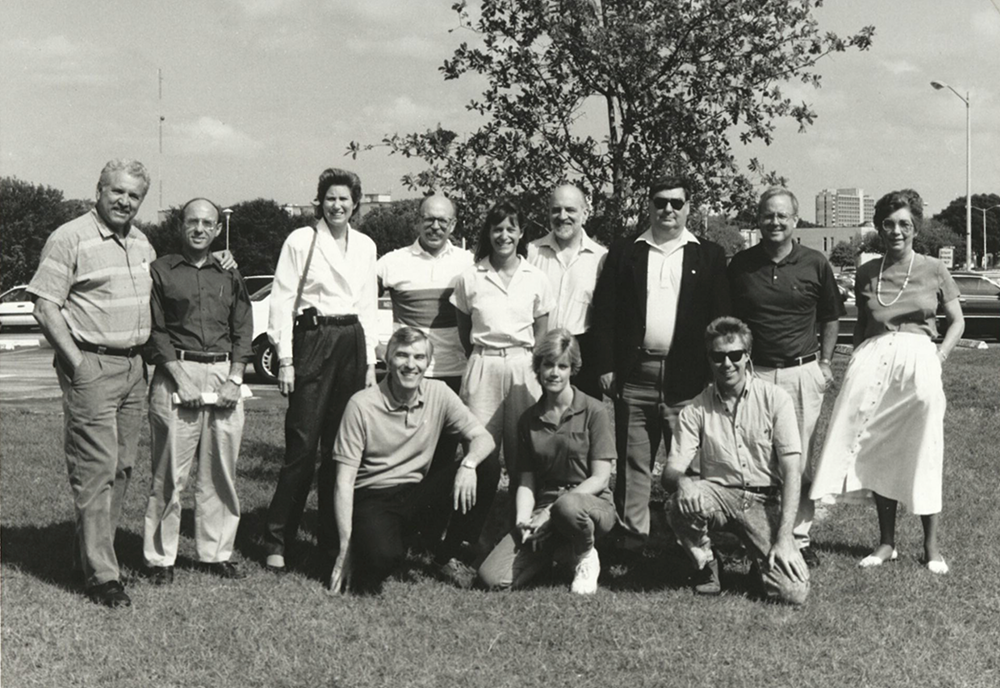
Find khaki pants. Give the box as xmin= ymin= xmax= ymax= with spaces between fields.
xmin=56 ymin=351 xmax=146 ymax=589
xmin=143 ymin=361 xmax=244 ymax=567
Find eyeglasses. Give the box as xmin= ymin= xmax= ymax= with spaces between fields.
xmin=651 ymin=197 xmax=686 ymax=211
xmin=422 ymin=217 xmax=452 ymax=227
xmin=881 ymin=219 xmax=914 ymax=232
xmin=708 ymin=350 xmax=747 ymax=364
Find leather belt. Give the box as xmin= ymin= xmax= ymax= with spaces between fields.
xmin=294 ymin=313 xmax=359 ymax=328
xmin=176 ymin=349 xmax=231 ymax=363
xmin=473 ymin=345 xmax=532 ymax=357
xmin=638 ymin=347 xmax=671 ymax=359
xmin=752 ymin=352 xmax=819 ymax=369
xmin=742 ymin=484 xmax=781 ymax=496
xmin=75 ymin=340 xmax=141 ymax=357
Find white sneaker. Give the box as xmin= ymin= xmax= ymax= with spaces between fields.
xmin=570 ymin=547 xmax=600 ymax=595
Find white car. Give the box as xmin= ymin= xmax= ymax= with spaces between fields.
xmin=250 ymin=284 xmax=394 ymax=382
xmin=0 ymin=285 xmax=37 ymax=331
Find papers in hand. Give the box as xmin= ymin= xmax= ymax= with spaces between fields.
xmin=171 ymin=384 xmax=254 ymax=406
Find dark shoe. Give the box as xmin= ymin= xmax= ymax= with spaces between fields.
xmin=86 ymin=580 xmax=132 ymax=608
xmin=692 ymin=557 xmax=722 ymax=596
xmin=147 ymin=566 xmax=175 ymax=586
xmin=799 ymin=546 xmax=821 ymax=569
xmin=434 ymin=557 xmax=476 ymax=590
xmin=200 ymin=561 xmax=246 ymax=580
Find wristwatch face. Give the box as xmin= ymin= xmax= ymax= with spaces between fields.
xmin=229 ymin=377 xmax=243 ymax=386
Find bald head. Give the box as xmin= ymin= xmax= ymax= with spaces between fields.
xmin=549 ymin=185 xmax=589 ymax=246
xmin=415 ymin=194 xmax=457 ymax=255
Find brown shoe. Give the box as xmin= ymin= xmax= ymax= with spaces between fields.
xmin=692 ymin=557 xmax=722 ymax=596
xmin=146 ymin=566 xmax=175 ymax=586
xmin=86 ymin=580 xmax=132 ymax=608
xmin=200 ymin=561 xmax=246 ymax=580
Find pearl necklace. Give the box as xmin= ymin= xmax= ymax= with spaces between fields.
xmin=876 ymin=251 xmax=915 ymax=307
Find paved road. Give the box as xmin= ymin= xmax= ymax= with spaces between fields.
xmin=0 ymin=338 xmax=283 ymax=409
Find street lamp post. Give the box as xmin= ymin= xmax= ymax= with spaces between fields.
xmin=930 ymin=80 xmax=972 ymax=269
xmin=971 ymin=203 xmax=1000 ymax=269
xmin=222 ymin=208 xmax=233 ymax=252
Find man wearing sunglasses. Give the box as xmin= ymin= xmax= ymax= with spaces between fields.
xmin=662 ymin=317 xmax=809 ymax=604
xmin=591 ymin=174 xmax=730 ymax=556
xmin=727 ymin=187 xmax=842 ymax=570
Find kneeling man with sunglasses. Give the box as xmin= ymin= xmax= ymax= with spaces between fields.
xmin=661 ymin=316 xmax=809 ymax=605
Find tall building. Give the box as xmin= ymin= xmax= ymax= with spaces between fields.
xmin=815 ymin=188 xmax=874 ymax=226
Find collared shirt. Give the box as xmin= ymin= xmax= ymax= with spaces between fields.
xmin=146 ymin=253 xmax=253 ymax=366
xmin=267 ymin=219 xmax=378 ymax=361
xmin=332 ymin=378 xmax=484 ymax=490
xmin=637 ymin=227 xmax=699 ymax=351
xmin=517 ymin=387 xmax=616 ymax=507
xmin=728 ymin=242 xmax=843 ymax=360
xmin=450 ymin=257 xmax=554 ymax=349
xmin=666 ymin=376 xmax=801 ymax=489
xmin=855 ymin=253 xmax=959 ymax=341
xmin=527 ymin=232 xmax=607 ymax=335
xmin=27 ymin=210 xmax=156 ymax=348
xmin=376 ymin=240 xmax=474 ymax=377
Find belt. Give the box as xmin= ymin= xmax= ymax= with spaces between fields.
xmin=639 ymin=347 xmax=670 ymax=359
xmin=742 ymin=484 xmax=781 ymax=496
xmin=473 ymin=345 xmax=532 ymax=357
xmin=75 ymin=340 xmax=142 ymax=357
xmin=752 ymin=351 xmax=819 ymax=369
xmin=176 ymin=349 xmax=231 ymax=363
xmin=293 ymin=313 xmax=359 ymax=329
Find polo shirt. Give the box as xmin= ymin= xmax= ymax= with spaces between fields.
xmin=728 ymin=242 xmax=843 ymax=360
xmin=146 ymin=253 xmax=253 ymax=366
xmin=517 ymin=387 xmax=616 ymax=507
xmin=267 ymin=219 xmax=377 ymax=361
xmin=637 ymin=227 xmax=699 ymax=351
xmin=666 ymin=376 xmax=801 ymax=489
xmin=855 ymin=253 xmax=960 ymax=340
xmin=376 ymin=240 xmax=474 ymax=377
xmin=450 ymin=257 xmax=554 ymax=349
xmin=332 ymin=378 xmax=483 ymax=490
xmin=527 ymin=232 xmax=607 ymax=335
xmin=27 ymin=210 xmax=156 ymax=348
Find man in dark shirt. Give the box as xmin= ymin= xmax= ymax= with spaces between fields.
xmin=727 ymin=187 xmax=842 ymax=568
xmin=142 ymin=198 xmax=253 ymax=584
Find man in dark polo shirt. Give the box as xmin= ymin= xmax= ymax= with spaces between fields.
xmin=142 ymin=198 xmax=253 ymax=584
xmin=727 ymin=187 xmax=842 ymax=568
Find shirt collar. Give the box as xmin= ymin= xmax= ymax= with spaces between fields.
xmin=537 ymin=231 xmax=601 ymax=254
xmin=316 ymin=217 xmax=355 ymax=239
xmin=91 ymin=209 xmax=128 ymax=240
xmin=531 ymin=386 xmax=588 ymax=426
xmin=164 ymin=252 xmax=225 ymax=271
xmin=409 ymin=239 xmax=456 ymax=258
xmin=635 ymin=226 xmax=700 ymax=249
xmin=711 ymin=375 xmax=753 ymax=404
xmin=474 ymin=255 xmax=528 ymax=273
xmin=754 ymin=240 xmax=800 ymax=265
xmin=378 ymin=377 xmax=425 ymax=412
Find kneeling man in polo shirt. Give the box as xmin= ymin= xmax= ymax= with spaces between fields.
xmin=328 ymin=326 xmax=495 ymax=593
xmin=142 ymin=198 xmax=253 ymax=584
xmin=662 ymin=316 xmax=809 ymax=605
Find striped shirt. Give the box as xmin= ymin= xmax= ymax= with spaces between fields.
xmin=376 ymin=240 xmax=474 ymax=377
xmin=27 ymin=210 xmax=156 ymax=348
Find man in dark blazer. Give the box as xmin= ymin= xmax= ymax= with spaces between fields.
xmin=591 ymin=175 xmax=731 ymax=553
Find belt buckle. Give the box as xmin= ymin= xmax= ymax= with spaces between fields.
xmin=96 ymin=345 xmax=108 ymax=355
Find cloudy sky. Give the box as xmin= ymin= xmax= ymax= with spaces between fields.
xmin=3 ymin=0 xmax=999 ymax=223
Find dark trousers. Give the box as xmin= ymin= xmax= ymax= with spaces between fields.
xmin=419 ymin=375 xmax=500 ymax=560
xmin=263 ymin=322 xmax=365 ymax=562
xmin=351 ymin=460 xmax=463 ymax=592
xmin=572 ymin=331 xmax=603 ymax=400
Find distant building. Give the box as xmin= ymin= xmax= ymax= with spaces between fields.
xmin=280 ymin=193 xmax=393 ymax=221
xmin=815 ymin=188 xmax=874 ymax=226
xmin=794 ymin=225 xmax=867 ymax=256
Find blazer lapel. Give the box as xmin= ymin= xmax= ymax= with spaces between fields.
xmin=676 ymin=242 xmax=699 ymax=325
xmin=630 ymin=240 xmax=649 ymax=325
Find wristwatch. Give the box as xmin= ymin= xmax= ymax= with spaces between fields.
xmin=227 ymin=375 xmax=243 ymax=386
xmin=460 ymin=459 xmax=478 ymax=470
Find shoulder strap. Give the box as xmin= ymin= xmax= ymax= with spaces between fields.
xmin=292 ymin=226 xmax=319 ymax=315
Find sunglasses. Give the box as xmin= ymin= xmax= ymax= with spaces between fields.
xmin=709 ymin=350 xmax=747 ymax=364
xmin=651 ymin=197 xmax=686 ymax=211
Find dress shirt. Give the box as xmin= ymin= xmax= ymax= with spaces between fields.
xmin=376 ymin=240 xmax=474 ymax=377
xmin=638 ymin=227 xmax=699 ymax=351
xmin=28 ymin=210 xmax=156 ymax=348
xmin=666 ymin=376 xmax=801 ymax=488
xmin=146 ymin=253 xmax=253 ymax=366
xmin=267 ymin=219 xmax=378 ymax=362
xmin=450 ymin=257 xmax=554 ymax=349
xmin=527 ymin=232 xmax=607 ymax=335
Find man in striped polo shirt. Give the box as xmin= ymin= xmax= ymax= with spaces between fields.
xmin=375 ymin=195 xmax=485 ymax=578
xmin=29 ymin=159 xmax=155 ymax=608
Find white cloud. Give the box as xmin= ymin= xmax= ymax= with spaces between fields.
xmin=881 ymin=59 xmax=919 ymax=75
xmin=346 ymin=34 xmax=443 ymax=60
xmin=2 ymin=34 xmax=114 ymax=85
xmin=170 ymin=117 xmax=264 ymax=157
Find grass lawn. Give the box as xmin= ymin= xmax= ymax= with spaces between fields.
xmin=2 ymin=349 xmax=999 ymax=687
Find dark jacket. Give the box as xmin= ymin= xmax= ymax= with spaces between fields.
xmin=591 ymin=231 xmax=731 ymax=405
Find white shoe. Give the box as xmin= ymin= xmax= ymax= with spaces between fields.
xmin=926 ymin=559 xmax=949 ymax=575
xmin=858 ymin=548 xmax=898 ymax=568
xmin=570 ymin=548 xmax=600 ymax=595
xmin=266 ymin=554 xmax=286 ymax=570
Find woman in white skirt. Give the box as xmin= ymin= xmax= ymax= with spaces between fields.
xmin=810 ymin=189 xmax=964 ymax=574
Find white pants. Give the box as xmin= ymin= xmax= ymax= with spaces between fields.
xmin=143 ymin=361 xmax=244 ymax=566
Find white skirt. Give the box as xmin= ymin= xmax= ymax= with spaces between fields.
xmin=810 ymin=332 xmax=945 ymax=515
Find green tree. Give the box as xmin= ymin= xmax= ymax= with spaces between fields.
xmin=358 ymin=199 xmax=423 ymax=257
xmin=828 ymin=240 xmax=855 ymax=268
xmin=913 ymin=219 xmax=960 ymax=258
xmin=932 ymin=193 xmax=1000 ymax=265
xmin=349 ymin=0 xmax=873 ymax=242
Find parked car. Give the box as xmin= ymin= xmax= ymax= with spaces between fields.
xmin=838 ymin=270 xmax=1000 ymax=342
xmin=242 ymin=275 xmax=273 ymax=298
xmin=0 ymin=285 xmax=37 ymax=331
xmin=250 ymin=284 xmax=394 ymax=382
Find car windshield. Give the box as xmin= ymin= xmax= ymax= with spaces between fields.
xmin=250 ymin=283 xmax=272 ymax=302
